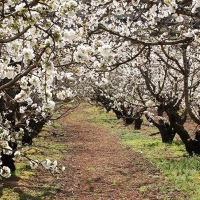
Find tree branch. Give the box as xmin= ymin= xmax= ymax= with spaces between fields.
xmin=0 ymin=47 xmax=48 ymax=90
xmin=96 ymin=24 xmax=193 ymax=46
xmin=0 ymin=25 xmax=31 ymax=43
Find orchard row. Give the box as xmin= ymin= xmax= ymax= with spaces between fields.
xmin=0 ymin=0 xmax=200 ymax=177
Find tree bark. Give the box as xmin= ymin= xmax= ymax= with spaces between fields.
xmin=134 ymin=118 xmax=143 ymax=130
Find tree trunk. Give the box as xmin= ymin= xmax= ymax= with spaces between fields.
xmin=145 ymin=113 xmax=175 ymax=143
xmin=158 ymin=123 xmax=176 ymax=143
xmin=173 ymin=123 xmax=190 ymax=144
xmin=124 ymin=117 xmax=134 ymax=125
xmin=134 ymin=118 xmax=143 ymax=130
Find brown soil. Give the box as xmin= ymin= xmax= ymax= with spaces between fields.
xmin=47 ymin=104 xmax=186 ymax=200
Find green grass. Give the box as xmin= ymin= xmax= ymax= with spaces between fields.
xmin=86 ymin=166 xmax=96 ymax=171
xmin=51 ymin=122 xmax=62 ymax=129
xmin=0 ymin=125 xmax=66 ymax=200
xmin=87 ymin=105 xmax=200 ymax=200
xmin=111 ymin=180 xmax=118 ymax=186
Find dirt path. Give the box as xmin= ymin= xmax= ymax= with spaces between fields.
xmin=48 ymin=104 xmax=184 ymax=200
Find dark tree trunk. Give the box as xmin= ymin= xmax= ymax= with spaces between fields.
xmin=112 ymin=109 xmax=123 ymax=119
xmin=186 ymin=131 xmax=200 ymax=156
xmin=158 ymin=123 xmax=176 ymax=143
xmin=173 ymin=123 xmax=190 ymax=145
xmin=165 ymin=105 xmax=196 ymax=155
xmin=1 ymin=141 xmax=17 ymax=172
xmin=123 ymin=117 xmax=134 ymax=125
xmin=134 ymin=118 xmax=143 ymax=130
xmin=166 ymin=106 xmax=190 ymax=145
xmin=22 ymin=129 xmax=33 ymax=146
xmin=185 ymin=139 xmax=200 ymax=156
xmin=145 ymin=113 xmax=176 ymax=143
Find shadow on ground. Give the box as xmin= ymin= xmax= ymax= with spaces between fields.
xmin=0 ymin=174 xmax=59 ymax=200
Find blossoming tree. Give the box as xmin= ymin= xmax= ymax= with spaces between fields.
xmin=1 ymin=0 xmax=200 ymax=178
xmin=76 ymin=0 xmax=200 ymax=153
xmin=0 ymin=0 xmax=83 ymax=178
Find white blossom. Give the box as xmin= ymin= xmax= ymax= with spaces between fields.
xmin=0 ymin=166 xmax=11 ymax=178
xmin=175 ymin=15 xmax=184 ymax=23
xmin=30 ymin=160 xmax=39 ymax=169
xmin=132 ymin=0 xmax=140 ymax=6
xmin=15 ymin=3 xmax=25 ymax=12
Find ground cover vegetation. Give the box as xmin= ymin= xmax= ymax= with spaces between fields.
xmin=0 ymin=0 xmax=200 ymax=185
